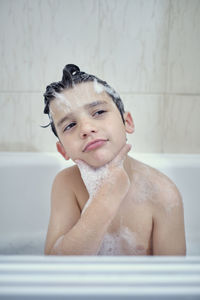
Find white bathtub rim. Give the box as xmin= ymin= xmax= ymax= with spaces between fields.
xmin=0 ymin=151 xmax=200 ymax=169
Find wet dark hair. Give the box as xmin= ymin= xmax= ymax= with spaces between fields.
xmin=43 ymin=64 xmax=125 ymax=137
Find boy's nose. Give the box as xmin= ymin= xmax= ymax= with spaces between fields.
xmin=79 ymin=121 xmax=97 ymax=139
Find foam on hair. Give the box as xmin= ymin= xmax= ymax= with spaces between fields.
xmin=42 ymin=64 xmax=125 ymax=137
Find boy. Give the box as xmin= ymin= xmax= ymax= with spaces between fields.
xmin=43 ymin=64 xmax=186 ymax=255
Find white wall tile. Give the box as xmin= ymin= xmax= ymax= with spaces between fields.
xmin=98 ymin=0 xmax=170 ymax=93
xmin=163 ymin=95 xmax=200 ymax=153
xmin=167 ymin=0 xmax=200 ymax=93
xmin=0 ymin=92 xmax=57 ymax=151
xmin=122 ymin=93 xmax=164 ymax=152
xmin=0 ymin=0 xmax=100 ymax=91
xmin=0 ymin=0 xmax=200 ymax=153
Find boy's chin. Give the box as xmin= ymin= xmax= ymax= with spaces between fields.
xmin=73 ymin=148 xmax=121 ymax=168
xmin=89 ymin=161 xmax=108 ymax=169
xmin=85 ymin=154 xmax=114 ymax=169
xmin=71 ymin=157 xmax=107 ymax=169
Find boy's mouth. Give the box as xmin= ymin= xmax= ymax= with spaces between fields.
xmin=83 ymin=139 xmax=108 ymax=153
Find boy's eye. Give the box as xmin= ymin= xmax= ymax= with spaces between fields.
xmin=64 ymin=122 xmax=76 ymax=132
xmin=93 ymin=110 xmax=106 ymax=117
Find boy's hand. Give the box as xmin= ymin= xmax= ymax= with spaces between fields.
xmin=75 ymin=143 xmax=131 ymax=213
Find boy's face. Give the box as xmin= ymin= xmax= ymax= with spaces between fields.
xmin=50 ymin=81 xmax=134 ymax=168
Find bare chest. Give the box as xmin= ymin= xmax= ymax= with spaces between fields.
xmin=98 ymin=203 xmax=153 ymax=256
xmin=73 ymin=158 xmax=159 ymax=256
xmin=78 ymin=189 xmax=153 ymax=256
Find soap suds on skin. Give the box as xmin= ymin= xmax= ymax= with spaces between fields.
xmin=50 ymin=84 xmax=95 ymax=116
xmin=93 ymin=79 xmax=121 ymax=100
xmin=131 ymin=162 xmax=180 ymax=213
xmin=76 ymin=160 xmax=109 ymax=214
xmin=53 ymin=81 xmax=106 ymax=112
xmin=50 ymin=80 xmax=120 ymax=118
xmin=98 ymin=227 xmax=146 ymax=255
xmin=93 ymin=79 xmax=105 ymax=94
xmin=76 ymin=157 xmax=125 ymax=214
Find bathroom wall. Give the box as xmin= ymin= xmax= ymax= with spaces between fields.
xmin=0 ymin=0 xmax=199 ymax=153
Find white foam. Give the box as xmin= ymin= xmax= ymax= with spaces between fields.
xmin=50 ymin=81 xmax=107 ymax=117
xmin=105 ymin=85 xmax=120 ymax=99
xmin=98 ymin=232 xmax=121 ymax=255
xmin=131 ymin=164 xmax=179 ymax=213
xmin=93 ymin=78 xmax=120 ymax=99
xmin=76 ymin=161 xmax=109 ymax=214
xmin=53 ymin=92 xmax=72 ymax=112
xmin=98 ymin=227 xmax=146 ymax=255
xmin=93 ymin=79 xmax=105 ymax=94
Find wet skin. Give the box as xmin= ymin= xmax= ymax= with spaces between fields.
xmin=45 ymin=81 xmax=186 ymax=255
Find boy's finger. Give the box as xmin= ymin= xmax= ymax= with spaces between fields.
xmin=111 ymin=143 xmax=132 ymax=166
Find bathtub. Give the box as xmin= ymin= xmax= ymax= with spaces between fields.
xmin=0 ymin=151 xmax=199 ymax=256
xmin=0 ymin=152 xmax=200 ymax=299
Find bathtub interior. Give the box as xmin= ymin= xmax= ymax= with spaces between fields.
xmin=0 ymin=152 xmax=199 ymax=256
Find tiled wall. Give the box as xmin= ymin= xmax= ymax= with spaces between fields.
xmin=0 ymin=0 xmax=199 ymax=153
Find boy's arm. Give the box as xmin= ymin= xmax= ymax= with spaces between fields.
xmin=44 ymin=144 xmax=131 ymax=255
xmin=152 ymin=183 xmax=186 ymax=255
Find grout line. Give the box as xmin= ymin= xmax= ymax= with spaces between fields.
xmin=120 ymin=92 xmax=200 ymax=97
xmin=165 ymin=0 xmax=172 ymax=94
xmin=0 ymin=91 xmax=43 ymax=94
xmin=161 ymin=0 xmax=172 ymax=153
xmin=0 ymin=91 xmax=200 ymax=97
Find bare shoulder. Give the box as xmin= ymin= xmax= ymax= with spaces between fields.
xmin=52 ymin=164 xmax=82 ymax=191
xmin=131 ymin=158 xmax=183 ymax=210
xmin=149 ymin=163 xmax=182 ymax=211
xmin=130 ymin=158 xmax=186 ymax=255
xmin=51 ymin=164 xmax=84 ymax=205
xmin=45 ymin=165 xmax=83 ymax=255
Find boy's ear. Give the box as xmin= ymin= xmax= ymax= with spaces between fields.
xmin=124 ymin=112 xmax=135 ymax=134
xmin=56 ymin=141 xmax=70 ymax=160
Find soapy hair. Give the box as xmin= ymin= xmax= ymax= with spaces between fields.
xmin=43 ymin=64 xmax=125 ymax=137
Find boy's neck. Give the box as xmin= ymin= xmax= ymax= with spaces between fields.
xmin=123 ymin=155 xmax=133 ymax=181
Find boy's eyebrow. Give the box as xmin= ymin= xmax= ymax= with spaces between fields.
xmin=57 ymin=112 xmax=74 ymax=127
xmin=56 ymin=100 xmax=108 ymax=127
xmin=84 ymin=100 xmax=108 ymax=110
